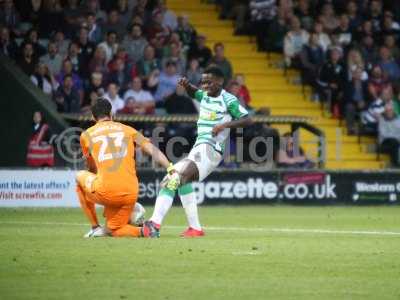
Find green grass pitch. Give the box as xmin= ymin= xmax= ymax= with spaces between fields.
xmin=1 ymin=205 xmax=400 ymax=300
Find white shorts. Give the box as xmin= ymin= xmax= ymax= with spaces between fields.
xmin=174 ymin=143 xmax=223 ymax=181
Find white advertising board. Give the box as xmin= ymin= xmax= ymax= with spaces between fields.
xmin=0 ymin=170 xmax=80 ymax=207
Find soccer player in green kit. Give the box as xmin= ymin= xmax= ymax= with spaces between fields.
xmin=146 ymin=66 xmax=252 ymax=237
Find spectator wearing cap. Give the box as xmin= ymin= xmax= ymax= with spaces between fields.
xmin=209 ymin=42 xmax=233 ymax=82
xmin=40 ymin=41 xmax=63 ymax=75
xmin=103 ymin=82 xmax=125 ymax=114
xmin=0 ymin=26 xmax=18 ymax=59
xmin=122 ymin=23 xmax=148 ymax=63
xmin=188 ymin=34 xmax=212 ymax=68
xmin=98 ymin=31 xmax=119 ymax=64
xmin=154 ymin=60 xmax=179 ymax=102
xmin=123 ymin=77 xmax=155 ymax=114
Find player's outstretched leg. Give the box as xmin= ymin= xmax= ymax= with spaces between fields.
xmin=178 ymin=183 xmax=204 ymax=237
xmin=149 ymin=187 xmax=176 ymax=233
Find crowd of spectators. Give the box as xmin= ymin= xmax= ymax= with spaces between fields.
xmin=219 ymin=0 xmax=400 ymax=167
xmin=0 ymin=0 xmax=253 ymax=117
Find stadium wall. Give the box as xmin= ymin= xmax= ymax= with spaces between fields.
xmin=1 ymin=169 xmax=400 ymax=207
xmin=0 ymin=56 xmax=68 ymax=167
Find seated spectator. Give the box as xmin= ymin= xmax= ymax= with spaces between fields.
xmin=115 ymin=0 xmax=131 ymax=28
xmin=384 ymin=35 xmax=400 ymax=61
xmin=316 ymin=47 xmax=346 ymax=116
xmin=164 ymin=84 xmax=197 ymax=114
xmin=278 ymin=132 xmax=315 ymax=169
xmin=344 ymin=68 xmax=369 ymax=134
xmin=123 ymin=77 xmax=155 ymax=114
xmin=346 ymin=1 xmax=362 ymax=32
xmin=381 ymin=11 xmax=400 ymax=36
xmin=30 ymin=62 xmax=59 ymax=96
xmin=147 ymin=8 xmax=171 ymax=40
xmin=234 ymin=74 xmax=251 ymax=107
xmin=0 ymin=0 xmax=21 ymax=33
xmin=377 ymin=46 xmax=400 ymax=82
xmin=265 ymin=9 xmax=288 ymax=52
xmin=137 ymin=45 xmax=161 ymax=80
xmin=63 ymin=0 xmax=82 ymax=38
xmin=346 ymin=49 xmax=368 ymax=82
xmin=188 ymin=34 xmax=212 ymax=68
xmin=103 ymin=82 xmax=124 ymax=114
xmin=84 ymin=12 xmax=102 ymax=44
xmin=56 ymin=59 xmax=83 ymax=93
xmin=209 ymin=42 xmax=233 ymax=83
xmin=98 ymin=30 xmax=119 ymax=64
xmin=53 ymin=30 xmax=70 ymax=58
xmin=17 ymin=42 xmax=37 ymax=76
xmin=88 ymin=46 xmax=108 ymax=76
xmin=153 ymin=60 xmax=179 ymax=102
xmin=54 ymin=75 xmax=81 ymax=113
xmin=76 ymin=26 xmax=96 ymax=64
xmin=83 ymin=71 xmax=105 ymax=108
xmin=249 ymin=0 xmax=277 ymax=51
xmin=175 ymin=15 xmax=196 ymax=51
xmin=0 ymin=26 xmax=18 ymax=59
xmin=84 ymin=0 xmax=107 ymax=23
xmin=162 ymin=41 xmax=186 ymax=75
xmin=157 ymin=0 xmax=178 ymax=31
xmin=24 ymin=28 xmax=46 ymax=57
xmin=368 ymin=65 xmax=391 ymax=101
xmin=104 ymin=9 xmax=125 ymax=40
xmin=226 ymin=80 xmax=247 ymax=107
xmin=319 ymin=3 xmax=339 ymax=33
xmin=333 ymin=14 xmax=352 ymax=47
xmin=107 ymin=58 xmax=131 ymax=92
xmin=360 ymin=88 xmax=387 ymax=130
xmin=313 ymin=21 xmax=331 ymax=53
xmin=378 ymin=104 xmax=400 ymax=167
xmin=294 ymin=0 xmax=313 ymax=31
xmin=300 ymin=32 xmax=325 ymax=93
xmin=65 ymin=41 xmax=83 ymax=75
xmin=26 ymin=111 xmax=54 ymax=167
xmin=40 ymin=41 xmax=63 ymax=75
xmin=121 ymin=23 xmax=148 ymax=63
xmin=359 ymin=35 xmax=378 ymax=70
xmin=186 ymin=58 xmax=202 ymax=86
xmin=355 ymin=20 xmax=375 ymax=43
xmin=283 ymin=16 xmax=309 ymax=67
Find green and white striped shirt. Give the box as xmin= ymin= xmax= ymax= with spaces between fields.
xmin=194 ymin=89 xmax=248 ymax=153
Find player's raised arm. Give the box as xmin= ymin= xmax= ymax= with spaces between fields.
xmin=178 ymin=77 xmax=199 ymax=98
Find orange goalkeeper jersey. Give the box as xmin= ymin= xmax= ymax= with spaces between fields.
xmin=80 ymin=120 xmax=148 ymax=201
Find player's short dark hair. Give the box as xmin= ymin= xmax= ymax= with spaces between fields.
xmin=203 ymin=66 xmax=225 ymax=79
xmin=91 ymin=98 xmax=112 ymax=120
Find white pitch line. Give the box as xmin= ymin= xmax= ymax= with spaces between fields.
xmin=1 ymin=221 xmax=400 ymax=236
